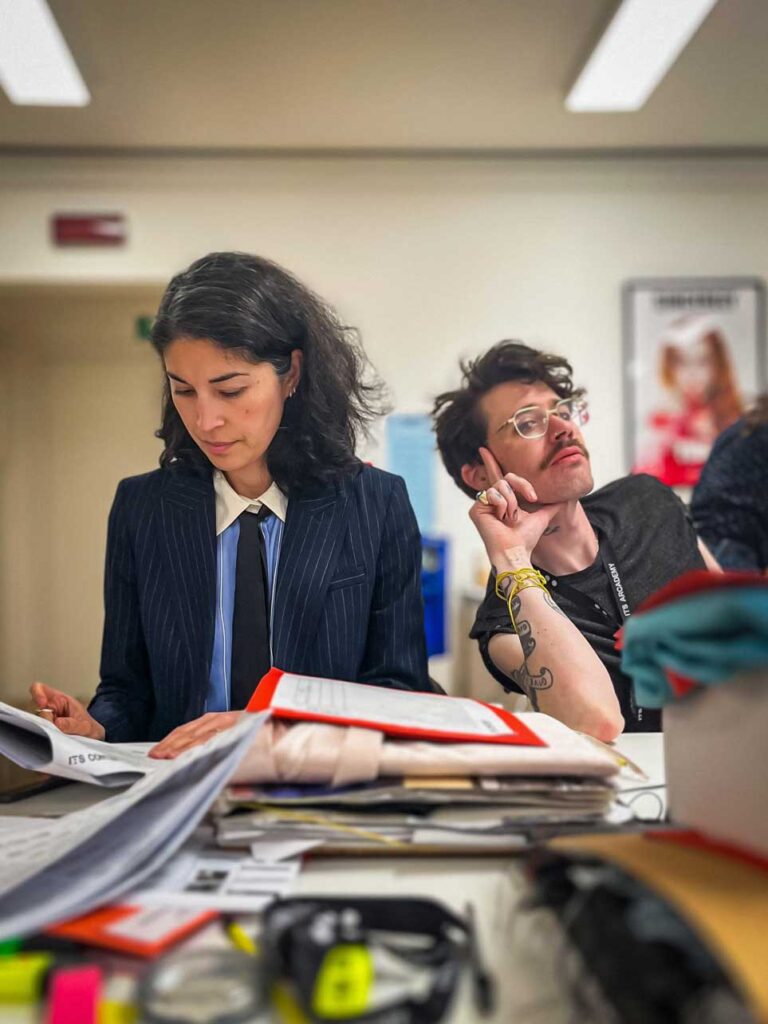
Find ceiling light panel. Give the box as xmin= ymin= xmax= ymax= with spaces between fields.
xmin=567 ymin=0 xmax=719 ymax=112
xmin=0 ymin=0 xmax=89 ymax=106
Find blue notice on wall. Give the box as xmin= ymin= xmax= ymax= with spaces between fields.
xmin=385 ymin=413 xmax=435 ymax=534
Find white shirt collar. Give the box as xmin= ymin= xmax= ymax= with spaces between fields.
xmin=213 ymin=470 xmax=288 ymax=536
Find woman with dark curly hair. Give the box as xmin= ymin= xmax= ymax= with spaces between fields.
xmin=30 ymin=252 xmax=432 ymax=752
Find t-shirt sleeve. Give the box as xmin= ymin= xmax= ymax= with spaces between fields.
xmin=621 ymin=473 xmax=700 ymax=543
xmin=468 ymin=574 xmax=524 ymax=694
xmin=600 ymin=474 xmax=705 ymax=602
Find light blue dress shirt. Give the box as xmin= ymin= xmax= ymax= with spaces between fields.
xmin=206 ymin=475 xmax=286 ymax=712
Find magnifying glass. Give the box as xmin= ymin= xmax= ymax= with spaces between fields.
xmin=137 ymin=949 xmax=267 ymax=1024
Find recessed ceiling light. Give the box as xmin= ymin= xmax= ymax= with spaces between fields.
xmin=0 ymin=0 xmax=90 ymax=106
xmin=566 ymin=0 xmax=718 ymax=112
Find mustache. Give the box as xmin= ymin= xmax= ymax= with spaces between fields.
xmin=540 ymin=440 xmax=590 ymax=470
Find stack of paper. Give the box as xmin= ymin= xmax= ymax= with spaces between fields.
xmin=0 ymin=713 xmax=268 ymax=940
xmin=198 ymin=672 xmax=632 ymax=855
xmin=214 ymin=773 xmax=626 ymax=856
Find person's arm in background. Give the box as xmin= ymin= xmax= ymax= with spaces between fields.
xmin=86 ymin=481 xmax=156 ymax=741
xmin=357 ymin=474 xmax=433 ymax=692
xmin=471 ymin=451 xmax=624 ymax=742
xmin=697 ymin=538 xmax=722 ymax=572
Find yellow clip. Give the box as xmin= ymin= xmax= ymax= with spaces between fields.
xmin=226 ymin=922 xmax=259 ymax=956
xmin=312 ymin=944 xmax=373 ymax=1019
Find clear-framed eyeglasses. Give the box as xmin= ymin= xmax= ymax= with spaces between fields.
xmin=496 ymin=394 xmax=589 ymax=440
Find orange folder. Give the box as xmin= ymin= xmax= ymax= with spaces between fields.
xmin=47 ymin=904 xmax=217 ymax=958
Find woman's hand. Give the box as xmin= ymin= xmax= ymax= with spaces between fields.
xmin=148 ymin=711 xmax=243 ymax=759
xmin=469 ymin=447 xmax=560 ymax=568
xmin=29 ymin=682 xmax=105 ymax=740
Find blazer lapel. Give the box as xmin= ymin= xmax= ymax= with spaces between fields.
xmin=273 ymin=483 xmax=350 ymax=665
xmin=160 ymin=468 xmax=216 ymax=715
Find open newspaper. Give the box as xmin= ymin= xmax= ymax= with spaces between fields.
xmin=0 ymin=712 xmax=269 ymax=941
xmin=0 ymin=701 xmax=155 ymax=786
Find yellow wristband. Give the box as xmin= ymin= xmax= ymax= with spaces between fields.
xmin=495 ymin=568 xmax=549 ymax=629
xmin=495 ymin=567 xmax=548 ymax=601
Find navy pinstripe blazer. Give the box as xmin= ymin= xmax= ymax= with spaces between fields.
xmin=88 ymin=462 xmax=432 ymax=742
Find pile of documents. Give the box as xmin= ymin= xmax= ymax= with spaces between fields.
xmin=214 ymin=773 xmax=625 ymax=856
xmin=209 ymin=671 xmax=629 ymax=855
xmin=0 ymin=713 xmax=269 ymax=939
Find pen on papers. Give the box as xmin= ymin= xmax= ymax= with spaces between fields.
xmin=578 ymin=733 xmax=647 ymax=778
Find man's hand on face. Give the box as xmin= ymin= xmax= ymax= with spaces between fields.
xmin=469 ymin=447 xmax=561 ymax=569
xmin=29 ymin=682 xmax=106 ymax=740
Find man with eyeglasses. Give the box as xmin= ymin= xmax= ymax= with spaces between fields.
xmin=433 ymin=341 xmax=719 ymax=740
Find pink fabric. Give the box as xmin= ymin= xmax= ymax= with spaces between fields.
xmin=230 ymin=712 xmax=618 ymax=785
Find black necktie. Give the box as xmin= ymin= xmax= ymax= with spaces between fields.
xmin=230 ymin=505 xmax=272 ymax=710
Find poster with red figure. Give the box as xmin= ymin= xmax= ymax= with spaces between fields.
xmin=623 ymin=278 xmax=766 ymax=491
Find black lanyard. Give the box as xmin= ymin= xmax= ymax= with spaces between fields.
xmin=536 ymin=537 xmax=642 ymax=721
xmin=537 ymin=537 xmax=629 ymax=627
xmin=598 ymin=539 xmax=631 ymax=623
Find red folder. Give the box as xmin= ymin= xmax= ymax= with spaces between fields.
xmin=247 ymin=669 xmax=546 ymax=747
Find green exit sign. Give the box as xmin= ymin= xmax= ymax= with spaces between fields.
xmin=135 ymin=316 xmax=154 ymax=342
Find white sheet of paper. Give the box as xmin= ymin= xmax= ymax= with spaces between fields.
xmin=250 ymin=838 xmax=321 ymax=862
xmin=411 ymin=829 xmax=528 ymax=848
xmin=0 ymin=712 xmax=269 ymax=940
xmin=0 ymin=702 xmax=159 ymax=786
xmin=129 ymin=841 xmax=300 ymax=912
xmin=269 ymin=674 xmax=524 ymax=739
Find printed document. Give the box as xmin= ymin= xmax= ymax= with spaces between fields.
xmin=127 ymin=836 xmax=301 ymax=913
xmin=0 ymin=712 xmax=268 ymax=941
xmin=0 ymin=701 xmax=156 ymax=786
xmin=250 ymin=671 xmax=545 ymax=746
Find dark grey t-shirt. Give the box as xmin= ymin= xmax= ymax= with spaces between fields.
xmin=470 ymin=474 xmax=705 ymax=732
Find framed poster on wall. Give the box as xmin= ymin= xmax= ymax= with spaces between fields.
xmin=622 ymin=277 xmax=766 ymax=489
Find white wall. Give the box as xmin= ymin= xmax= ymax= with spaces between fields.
xmin=1 ymin=154 xmax=767 ymax=695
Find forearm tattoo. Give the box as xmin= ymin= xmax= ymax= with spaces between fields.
xmin=542 ymin=590 xmax=566 ymax=618
xmin=508 ymin=596 xmax=554 ymax=711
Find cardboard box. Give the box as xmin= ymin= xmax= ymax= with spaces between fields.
xmin=664 ymin=669 xmax=768 ymax=858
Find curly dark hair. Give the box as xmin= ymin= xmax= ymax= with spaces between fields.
xmin=151 ymin=252 xmax=387 ymax=493
xmin=432 ymin=340 xmax=578 ymax=498
xmin=744 ymin=394 xmax=768 ymax=433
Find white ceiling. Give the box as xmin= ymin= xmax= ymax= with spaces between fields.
xmin=0 ymin=0 xmax=766 ymax=153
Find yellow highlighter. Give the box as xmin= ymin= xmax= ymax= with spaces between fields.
xmin=0 ymin=952 xmax=53 ymax=1004
xmin=225 ymin=921 xmax=259 ymax=957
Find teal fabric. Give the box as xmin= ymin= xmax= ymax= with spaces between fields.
xmin=621 ymin=587 xmax=768 ymax=708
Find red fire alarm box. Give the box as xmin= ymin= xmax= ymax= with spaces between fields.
xmin=52 ymin=214 xmax=126 ymax=247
